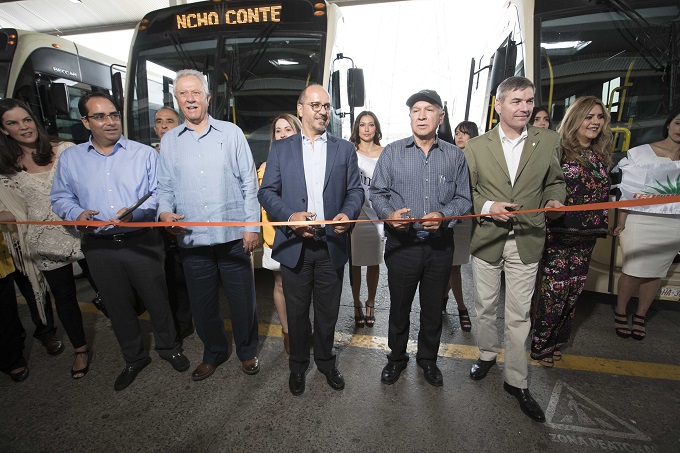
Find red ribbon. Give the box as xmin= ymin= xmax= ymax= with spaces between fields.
xmin=2 ymin=194 xmax=679 ymax=228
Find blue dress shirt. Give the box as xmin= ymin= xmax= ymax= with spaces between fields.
xmin=157 ymin=116 xmax=260 ymax=248
xmin=50 ymin=136 xmax=158 ymax=234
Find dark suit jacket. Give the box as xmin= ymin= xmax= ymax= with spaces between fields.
xmin=465 ymin=125 xmax=566 ymax=264
xmin=257 ymin=133 xmax=364 ymax=270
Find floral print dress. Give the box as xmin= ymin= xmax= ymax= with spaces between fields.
xmin=531 ymin=150 xmax=610 ymax=359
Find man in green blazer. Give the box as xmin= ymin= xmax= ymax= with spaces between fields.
xmin=465 ymin=76 xmax=566 ymax=422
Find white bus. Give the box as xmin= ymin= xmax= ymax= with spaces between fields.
xmin=0 ymin=28 xmax=125 ymax=143
xmin=122 ymin=0 xmax=364 ymax=161
xmin=464 ymin=0 xmax=680 ymax=295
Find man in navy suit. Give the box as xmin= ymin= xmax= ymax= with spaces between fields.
xmin=258 ymin=85 xmax=363 ymax=396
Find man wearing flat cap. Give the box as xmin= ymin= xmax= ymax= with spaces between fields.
xmin=370 ymin=89 xmax=472 ymax=387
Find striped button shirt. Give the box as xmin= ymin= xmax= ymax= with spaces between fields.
xmin=369 ymin=136 xmax=472 ymax=229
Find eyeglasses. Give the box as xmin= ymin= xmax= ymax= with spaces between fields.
xmin=83 ymin=112 xmax=121 ymax=122
xmin=304 ymin=102 xmax=331 ymax=112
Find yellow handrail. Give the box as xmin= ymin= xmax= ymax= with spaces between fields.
xmin=611 ymin=127 xmax=631 ymax=152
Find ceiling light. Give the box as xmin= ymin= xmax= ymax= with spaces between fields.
xmin=67 ymin=0 xmax=83 ymax=4
xmin=541 ymin=40 xmax=591 ymax=51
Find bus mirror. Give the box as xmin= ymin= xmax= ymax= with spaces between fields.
xmin=112 ymin=72 xmax=124 ymax=112
xmin=50 ymin=83 xmax=70 ymax=115
xmin=489 ymin=41 xmax=517 ymax=96
xmin=331 ymin=70 xmax=341 ymax=110
xmin=347 ymin=68 xmax=365 ymax=108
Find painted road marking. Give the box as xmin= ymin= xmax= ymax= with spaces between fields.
xmin=21 ymin=300 xmax=680 ymax=382
xmin=545 ymin=380 xmax=651 ymax=441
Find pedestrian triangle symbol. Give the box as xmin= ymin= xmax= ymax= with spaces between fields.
xmin=545 ymin=380 xmax=650 ymax=441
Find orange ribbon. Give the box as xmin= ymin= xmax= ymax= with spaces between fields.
xmin=2 ymin=194 xmax=679 ymax=228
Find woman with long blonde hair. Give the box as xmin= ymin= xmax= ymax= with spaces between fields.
xmin=530 ymin=96 xmax=612 ymax=367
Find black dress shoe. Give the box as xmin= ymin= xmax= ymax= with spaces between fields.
xmin=321 ymin=368 xmax=345 ymax=390
xmin=114 ymin=357 xmax=151 ymax=391
xmin=41 ymin=336 xmax=64 ymax=356
xmin=504 ymin=382 xmax=546 ymax=422
xmin=381 ymin=361 xmax=407 ymax=385
xmin=162 ymin=352 xmax=190 ymax=372
xmin=10 ymin=366 xmax=29 ymax=383
xmin=420 ymin=363 xmax=443 ymax=387
xmin=469 ymin=358 xmax=496 ymax=380
xmin=289 ymin=372 xmax=305 ymax=396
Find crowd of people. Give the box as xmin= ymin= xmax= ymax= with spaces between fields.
xmin=1 ymin=72 xmax=679 ymax=423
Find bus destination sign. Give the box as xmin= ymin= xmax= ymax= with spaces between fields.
xmin=176 ymin=5 xmax=282 ymax=29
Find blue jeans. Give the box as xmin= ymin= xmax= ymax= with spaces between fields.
xmin=180 ymin=240 xmax=259 ymax=365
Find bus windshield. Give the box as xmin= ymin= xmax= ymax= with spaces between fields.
xmin=537 ymin=5 xmax=680 ymax=149
xmin=128 ymin=33 xmax=323 ymax=164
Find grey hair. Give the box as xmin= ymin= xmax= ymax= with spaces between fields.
xmin=174 ymin=69 xmax=210 ymax=96
xmin=496 ymin=76 xmax=534 ymax=101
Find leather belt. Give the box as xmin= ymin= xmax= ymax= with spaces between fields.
xmin=88 ymin=229 xmax=149 ymax=242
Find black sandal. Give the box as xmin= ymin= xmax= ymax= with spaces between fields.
xmin=458 ymin=308 xmax=472 ymax=332
xmin=630 ymin=314 xmax=646 ymax=341
xmin=71 ymin=349 xmax=90 ymax=379
xmin=365 ymin=303 xmax=375 ymax=328
xmin=354 ymin=306 xmax=365 ymax=328
xmin=614 ymin=311 xmax=630 ymax=339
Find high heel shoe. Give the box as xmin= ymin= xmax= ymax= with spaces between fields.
xmin=353 ymin=306 xmax=365 ymax=328
xmin=365 ymin=303 xmax=375 ymax=328
xmin=630 ymin=314 xmax=646 ymax=341
xmin=458 ymin=308 xmax=472 ymax=332
xmin=72 ymin=348 xmax=90 ymax=379
xmin=614 ymin=311 xmax=630 ymax=339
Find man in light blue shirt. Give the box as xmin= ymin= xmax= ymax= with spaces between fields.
xmin=158 ymin=69 xmax=260 ymax=381
xmin=51 ymin=91 xmax=189 ymax=391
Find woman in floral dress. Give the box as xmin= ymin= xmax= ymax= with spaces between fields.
xmin=530 ymin=96 xmax=612 ymax=367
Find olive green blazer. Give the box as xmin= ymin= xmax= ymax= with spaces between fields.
xmin=465 ymin=125 xmax=566 ymax=264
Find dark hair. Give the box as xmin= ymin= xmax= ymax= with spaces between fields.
xmin=78 ymin=91 xmax=117 ymax=117
xmin=454 ymin=121 xmax=479 ymax=139
xmin=350 ymin=111 xmax=383 ymax=146
xmin=0 ymin=98 xmax=54 ymax=175
xmin=529 ymin=106 xmax=553 ymax=130
xmin=662 ymin=107 xmax=680 ymax=139
xmin=496 ymin=76 xmax=534 ymax=101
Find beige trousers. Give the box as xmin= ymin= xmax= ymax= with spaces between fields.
xmin=472 ymin=233 xmax=538 ymax=388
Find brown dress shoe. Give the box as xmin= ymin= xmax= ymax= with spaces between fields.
xmin=191 ymin=363 xmax=216 ymax=381
xmin=41 ymin=336 xmax=65 ymax=356
xmin=283 ymin=332 xmax=290 ymax=355
xmin=241 ymin=357 xmax=260 ymax=375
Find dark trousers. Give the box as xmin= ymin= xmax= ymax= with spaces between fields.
xmin=384 ymin=230 xmax=454 ymax=366
xmin=13 ymin=270 xmax=54 ymax=340
xmin=281 ymin=238 xmax=343 ymax=374
xmin=82 ymin=229 xmax=179 ymax=367
xmin=42 ymin=263 xmax=86 ymax=349
xmin=162 ymin=234 xmax=192 ymax=333
xmin=0 ymin=273 xmax=26 ymax=374
xmin=180 ymin=240 xmax=259 ymax=365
